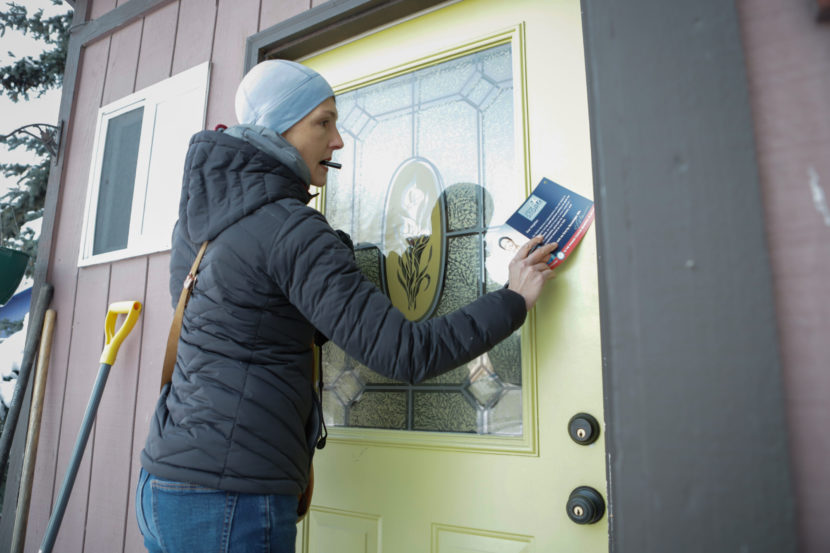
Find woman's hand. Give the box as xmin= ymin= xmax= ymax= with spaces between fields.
xmin=507 ymin=236 xmax=558 ymax=311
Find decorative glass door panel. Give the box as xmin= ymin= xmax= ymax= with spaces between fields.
xmin=322 ymin=43 xmax=524 ymax=436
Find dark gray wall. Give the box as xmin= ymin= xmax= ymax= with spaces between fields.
xmin=581 ymin=1 xmax=797 ymax=551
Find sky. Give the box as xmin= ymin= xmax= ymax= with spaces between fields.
xmin=0 ymin=0 xmax=71 ymax=407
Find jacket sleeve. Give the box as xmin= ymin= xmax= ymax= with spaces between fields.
xmin=268 ymin=205 xmax=528 ymax=384
xmin=168 ymin=220 xmax=200 ymax=308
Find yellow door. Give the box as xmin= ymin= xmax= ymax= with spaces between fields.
xmin=300 ymin=1 xmax=605 ymax=551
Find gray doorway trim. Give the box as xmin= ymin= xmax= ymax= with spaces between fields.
xmin=581 ymin=1 xmax=797 ymax=552
xmin=245 ymin=0 xmax=446 ymax=69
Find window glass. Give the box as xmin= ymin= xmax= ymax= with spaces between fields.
xmin=92 ymin=107 xmax=143 ymax=255
xmin=322 ymin=43 xmax=522 ymax=436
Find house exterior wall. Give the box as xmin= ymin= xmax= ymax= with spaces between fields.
xmin=738 ymin=1 xmax=830 ymax=551
xmin=18 ymin=2 xmax=312 ymax=552
xmin=2 ymin=0 xmax=825 ymax=552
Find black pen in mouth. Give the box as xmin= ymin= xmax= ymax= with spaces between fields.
xmin=320 ymin=160 xmax=341 ymax=169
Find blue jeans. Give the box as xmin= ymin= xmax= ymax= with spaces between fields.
xmin=136 ymin=468 xmax=298 ymax=553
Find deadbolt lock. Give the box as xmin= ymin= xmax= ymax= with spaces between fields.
xmin=566 ymin=486 xmax=605 ymax=525
xmin=568 ymin=412 xmax=600 ymax=445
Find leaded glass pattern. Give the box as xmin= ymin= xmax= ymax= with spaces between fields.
xmin=322 ymin=43 xmax=523 ymax=436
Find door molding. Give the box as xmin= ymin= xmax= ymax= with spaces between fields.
xmin=246 ymin=0 xmax=449 ymax=69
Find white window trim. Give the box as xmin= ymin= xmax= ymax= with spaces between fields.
xmin=78 ymin=62 xmax=210 ymax=266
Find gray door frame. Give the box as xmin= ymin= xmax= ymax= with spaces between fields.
xmin=581 ymin=1 xmax=796 ymax=551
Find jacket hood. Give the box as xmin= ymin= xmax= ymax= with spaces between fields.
xmin=178 ymin=127 xmax=314 ymax=243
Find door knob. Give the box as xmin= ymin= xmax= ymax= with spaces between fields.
xmin=566 ymin=486 xmax=605 ymax=524
xmin=568 ymin=412 xmax=600 ymax=445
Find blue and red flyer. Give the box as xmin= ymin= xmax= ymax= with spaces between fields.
xmin=505 ymin=177 xmax=595 ymax=269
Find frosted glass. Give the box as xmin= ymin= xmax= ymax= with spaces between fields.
xmin=418 ymin=62 xmax=474 ymax=104
xmin=433 ymin=235 xmax=480 ymax=318
xmin=322 ymin=43 xmax=522 ymax=436
xmin=483 ymin=90 xmax=516 ymax=226
xmin=413 ymin=392 xmax=477 ymax=432
xmin=349 ymin=392 xmax=407 ymax=429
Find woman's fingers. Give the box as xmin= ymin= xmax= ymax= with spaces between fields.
xmin=513 ymin=236 xmax=558 ymax=263
xmin=522 ymin=240 xmax=558 ymax=267
xmin=515 ymin=235 xmax=544 ymax=260
xmin=507 ymin=238 xmax=560 ymax=310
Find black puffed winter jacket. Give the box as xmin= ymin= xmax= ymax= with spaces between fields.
xmin=141 ymin=127 xmax=528 ymax=496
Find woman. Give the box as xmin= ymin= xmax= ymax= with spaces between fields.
xmin=136 ymin=60 xmax=557 ymax=552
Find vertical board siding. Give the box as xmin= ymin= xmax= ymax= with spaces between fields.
xmin=101 ymin=20 xmax=143 ymax=105
xmin=134 ymin=2 xmax=180 ymax=89
xmin=22 ymin=280 xmax=79 ymax=553
xmin=76 ymin=8 xmax=150 ymax=552
xmin=49 ymin=263 xmax=111 ymax=553
xmin=205 ymin=0 xmax=262 ymax=127
xmin=24 ymin=36 xmax=112 ymax=553
xmin=90 ymin=0 xmax=119 ymax=21
xmin=259 ymin=0 xmax=309 ymax=31
xmin=737 ymin=1 xmax=830 ymax=551
xmin=170 ymin=0 xmax=216 ymax=76
xmin=84 ymin=257 xmax=148 ymax=553
xmin=124 ymin=252 xmax=173 ymax=553
xmin=121 ymin=6 xmax=182 ymax=550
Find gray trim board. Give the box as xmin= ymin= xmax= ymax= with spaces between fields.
xmin=71 ymin=0 xmax=175 ymax=47
xmin=581 ymin=0 xmax=796 ymax=551
xmin=245 ymin=0 xmax=446 ymax=69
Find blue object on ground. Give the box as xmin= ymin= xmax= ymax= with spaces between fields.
xmin=0 ymin=286 xmax=32 ymax=337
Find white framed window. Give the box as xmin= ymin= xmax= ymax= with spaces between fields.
xmin=78 ymin=62 xmax=210 ymax=266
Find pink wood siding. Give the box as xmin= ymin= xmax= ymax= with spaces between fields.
xmin=738 ymin=1 xmax=830 ymax=552
xmin=204 ymin=1 xmax=261 ymax=128
xmin=134 ymin=2 xmax=180 ymax=90
xmin=26 ymin=36 xmax=111 ymax=553
xmin=124 ymin=253 xmax=172 ymax=553
xmin=260 ymin=0 xmax=308 ymax=28
xmin=101 ymin=20 xmax=143 ymax=105
xmin=89 ymin=0 xmax=118 ymax=21
xmin=170 ymin=0 xmax=216 ymax=75
xmin=48 ymin=264 xmax=111 ymax=553
xmin=24 ymin=2 xmax=317 ymax=552
xmin=84 ymin=258 xmax=147 ymax=553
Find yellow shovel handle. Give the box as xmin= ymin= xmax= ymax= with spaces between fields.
xmin=100 ymin=301 xmax=142 ymax=365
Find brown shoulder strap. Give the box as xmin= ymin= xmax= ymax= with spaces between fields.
xmin=160 ymin=241 xmax=209 ymax=390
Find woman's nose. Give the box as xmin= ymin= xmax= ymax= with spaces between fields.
xmin=331 ymin=127 xmax=344 ymax=150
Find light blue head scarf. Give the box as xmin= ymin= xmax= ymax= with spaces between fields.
xmin=234 ymin=60 xmax=334 ymax=134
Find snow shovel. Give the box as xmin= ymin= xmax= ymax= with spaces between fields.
xmin=38 ymin=300 xmax=142 ymax=553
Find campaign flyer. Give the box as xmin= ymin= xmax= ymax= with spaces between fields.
xmin=505 ymin=177 xmax=595 ymax=269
